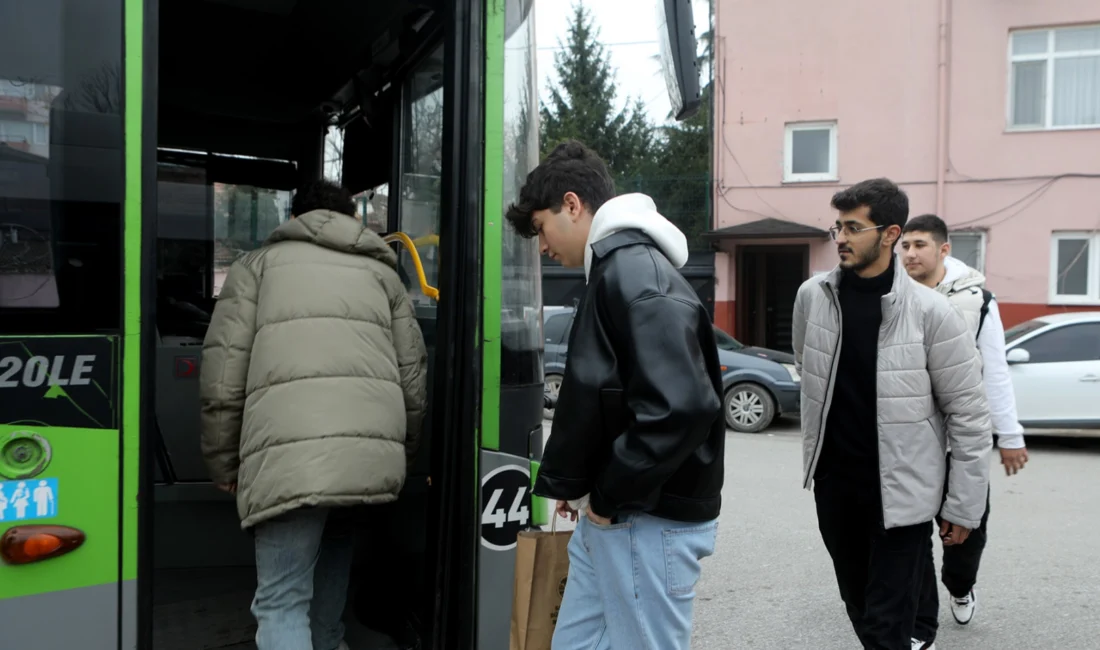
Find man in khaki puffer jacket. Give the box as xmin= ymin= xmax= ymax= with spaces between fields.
xmin=199 ymin=179 xmax=427 ymax=650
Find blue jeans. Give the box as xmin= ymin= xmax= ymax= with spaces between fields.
xmin=252 ymin=507 xmax=356 ymax=650
xmin=552 ymin=512 xmax=718 ymax=650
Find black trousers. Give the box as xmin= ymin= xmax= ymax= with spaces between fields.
xmin=912 ymin=454 xmax=991 ymax=642
xmin=815 ymin=474 xmax=932 ymax=650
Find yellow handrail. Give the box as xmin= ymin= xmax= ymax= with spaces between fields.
xmin=411 ymin=233 xmax=439 ymax=248
xmin=383 ymin=232 xmax=440 ymax=301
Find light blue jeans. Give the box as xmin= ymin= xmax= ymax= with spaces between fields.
xmin=552 ymin=512 xmax=718 ymax=650
xmin=252 ymin=506 xmax=356 ymax=650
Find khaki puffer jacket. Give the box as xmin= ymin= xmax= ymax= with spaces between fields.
xmin=791 ymin=256 xmax=992 ymax=530
xmin=199 ymin=210 xmax=428 ymax=529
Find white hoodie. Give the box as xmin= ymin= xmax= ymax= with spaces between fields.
xmin=568 ymin=193 xmax=690 ymax=516
xmin=939 ymin=256 xmax=1026 ymax=449
xmin=582 ymin=193 xmax=689 ymax=282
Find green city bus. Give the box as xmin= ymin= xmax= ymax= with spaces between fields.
xmin=0 ymin=0 xmax=701 ymax=647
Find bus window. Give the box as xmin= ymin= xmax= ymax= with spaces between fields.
xmin=499 ymin=2 xmax=541 ymax=389
xmin=156 ymin=160 xmax=292 ymax=335
xmin=212 ymin=182 xmax=292 ymax=296
xmin=323 ymin=125 xmax=343 ymax=183
xmin=0 ymin=0 xmax=124 ymax=332
xmin=397 ymin=46 xmax=443 ymax=309
xmin=354 ymin=183 xmax=388 ymax=234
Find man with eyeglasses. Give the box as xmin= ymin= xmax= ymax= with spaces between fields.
xmin=791 ymin=178 xmax=992 ymax=650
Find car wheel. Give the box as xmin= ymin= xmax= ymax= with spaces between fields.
xmin=723 ymin=383 xmax=776 ymax=433
xmin=544 ymin=374 xmax=563 ymax=419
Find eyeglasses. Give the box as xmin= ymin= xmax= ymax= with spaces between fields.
xmin=828 ymin=223 xmax=885 ymax=241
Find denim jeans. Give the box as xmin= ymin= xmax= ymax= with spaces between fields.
xmin=552 ymin=512 xmax=718 ymax=650
xmin=252 ymin=506 xmax=355 ymax=650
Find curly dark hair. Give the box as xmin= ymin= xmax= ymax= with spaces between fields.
xmin=291 ymin=179 xmax=356 ymax=218
xmin=830 ymin=178 xmax=909 ymax=230
xmin=504 ymin=140 xmax=616 ymax=238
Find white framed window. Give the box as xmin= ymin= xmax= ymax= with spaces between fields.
xmin=949 ymin=231 xmax=986 ymax=273
xmin=784 ymin=121 xmax=837 ymax=183
xmin=1049 ymin=232 xmax=1100 ymax=304
xmin=1008 ymin=25 xmax=1100 ymax=130
xmin=0 ymin=119 xmax=33 ymax=144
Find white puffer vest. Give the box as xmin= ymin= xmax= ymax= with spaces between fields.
xmin=937 ymin=256 xmax=987 ymax=343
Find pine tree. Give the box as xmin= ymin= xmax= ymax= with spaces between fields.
xmin=539 ymin=2 xmax=653 ymax=180
xmin=638 ymin=28 xmax=714 ymax=250
xmin=646 ymin=84 xmax=712 ymax=248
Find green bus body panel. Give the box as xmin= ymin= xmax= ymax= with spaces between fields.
xmin=122 ymin=0 xmax=144 ymax=582
xmin=0 ymin=425 xmax=120 ymax=600
xmin=530 ymin=460 xmax=548 ymax=526
xmin=480 ymin=0 xmax=505 ymax=452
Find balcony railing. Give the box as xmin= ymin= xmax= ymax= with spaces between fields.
xmin=0 ymin=95 xmax=29 ymax=114
xmin=0 ymin=139 xmax=30 ymax=152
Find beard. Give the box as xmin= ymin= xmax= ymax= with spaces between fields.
xmin=838 ymin=233 xmax=884 ymax=272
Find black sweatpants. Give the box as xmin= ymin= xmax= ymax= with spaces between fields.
xmin=815 ymin=474 xmax=932 ymax=650
xmin=912 ymin=453 xmax=991 ymax=642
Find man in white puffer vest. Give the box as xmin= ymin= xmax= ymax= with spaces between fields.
xmin=901 ymin=214 xmax=1029 ymax=649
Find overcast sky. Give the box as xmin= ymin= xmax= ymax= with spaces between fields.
xmin=534 ymin=0 xmax=712 ymax=125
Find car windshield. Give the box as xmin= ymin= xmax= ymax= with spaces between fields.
xmin=713 ymin=326 xmax=744 ymax=351
xmin=1004 ymin=319 xmax=1049 ymax=344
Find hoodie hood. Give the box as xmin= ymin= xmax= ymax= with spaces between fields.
xmin=266 ymin=209 xmax=398 ymax=268
xmin=583 ymin=193 xmax=689 ymax=280
xmin=937 ymin=255 xmax=985 ymax=296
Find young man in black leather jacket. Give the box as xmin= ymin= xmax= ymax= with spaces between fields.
xmin=505 ymin=140 xmax=725 ymax=650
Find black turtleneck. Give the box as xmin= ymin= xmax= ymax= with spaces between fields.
xmin=815 ymin=258 xmax=896 ymax=485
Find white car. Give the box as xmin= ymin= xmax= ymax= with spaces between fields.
xmin=1003 ymin=311 xmax=1100 ymax=436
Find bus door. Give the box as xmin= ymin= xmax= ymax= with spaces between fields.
xmin=339 ymin=42 xmax=445 ymax=640
xmin=0 ymin=1 xmax=131 ymax=648
xmin=474 ymin=1 xmax=546 ymax=648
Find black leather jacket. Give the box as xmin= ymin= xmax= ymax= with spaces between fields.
xmin=532 ymin=229 xmax=725 ymax=522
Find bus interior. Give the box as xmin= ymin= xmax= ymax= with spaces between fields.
xmin=150 ymin=1 xmax=457 ymax=648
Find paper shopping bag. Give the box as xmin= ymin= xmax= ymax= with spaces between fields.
xmin=509 ymin=527 xmax=572 ymax=650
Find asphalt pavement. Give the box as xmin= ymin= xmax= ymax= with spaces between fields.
xmin=197 ymin=419 xmax=1100 ymax=649
xmin=688 ymin=419 xmax=1100 ymax=649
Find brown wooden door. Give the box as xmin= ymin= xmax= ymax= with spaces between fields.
xmin=737 ymin=245 xmax=808 ymax=352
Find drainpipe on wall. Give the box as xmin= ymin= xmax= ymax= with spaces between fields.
xmin=935 ymin=0 xmax=951 ymax=217
xmin=713 ymin=0 xmax=722 ymax=232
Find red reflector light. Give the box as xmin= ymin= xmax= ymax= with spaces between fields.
xmin=1 ymin=525 xmax=85 ymax=565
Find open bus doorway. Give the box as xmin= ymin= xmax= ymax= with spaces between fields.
xmin=149 ymin=1 xmax=452 ymax=648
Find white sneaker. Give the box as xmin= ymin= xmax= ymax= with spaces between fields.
xmin=951 ymin=588 xmax=977 ymax=624
xmin=911 ymin=639 xmax=936 ymax=650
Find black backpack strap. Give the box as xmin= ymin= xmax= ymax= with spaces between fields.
xmin=977 ymin=289 xmax=994 ymax=339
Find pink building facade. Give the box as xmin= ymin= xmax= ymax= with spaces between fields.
xmin=710 ymin=0 xmax=1100 ymax=351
